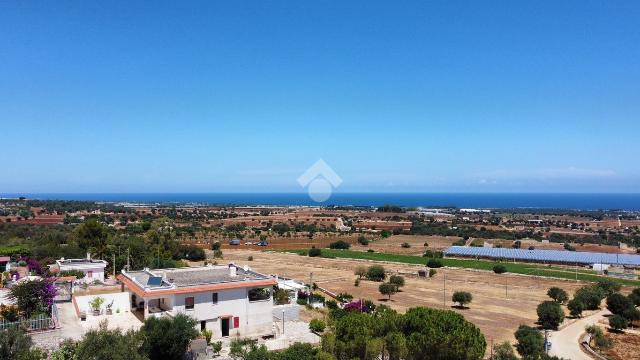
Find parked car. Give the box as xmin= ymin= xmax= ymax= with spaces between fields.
xmin=228 ymin=239 xmax=241 ymax=245
xmin=257 ymin=240 xmax=268 ymax=247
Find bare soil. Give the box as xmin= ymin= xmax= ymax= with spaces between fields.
xmin=217 ymin=249 xmax=585 ymax=346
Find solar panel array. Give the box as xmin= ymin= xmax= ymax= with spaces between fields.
xmin=444 ymin=246 xmax=640 ymax=266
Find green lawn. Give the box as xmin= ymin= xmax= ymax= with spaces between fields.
xmin=275 ymin=248 xmax=640 ymax=286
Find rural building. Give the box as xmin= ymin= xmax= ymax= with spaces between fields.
xmin=52 ymin=256 xmax=108 ymax=283
xmin=117 ymin=264 xmax=277 ymax=338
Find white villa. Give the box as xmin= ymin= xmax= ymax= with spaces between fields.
xmin=53 ymin=256 xmax=108 ymax=283
xmin=117 ymin=264 xmax=276 ymax=338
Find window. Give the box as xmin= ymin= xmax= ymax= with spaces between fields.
xmin=212 ymin=293 xmax=218 ymax=304
xmin=87 ymin=271 xmax=93 ymax=278
xmin=248 ymin=287 xmax=271 ymax=302
xmin=185 ymin=297 xmax=194 ymax=310
xmin=233 ymin=316 xmax=239 ymax=328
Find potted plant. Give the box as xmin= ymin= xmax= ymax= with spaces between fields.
xmin=89 ymin=296 xmax=104 ymax=316
xmin=106 ymin=300 xmax=114 ymax=315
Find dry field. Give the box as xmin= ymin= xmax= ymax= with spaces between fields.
xmin=365 ymin=234 xmax=459 ymax=255
xmin=602 ymin=330 xmax=640 ymax=360
xmin=216 ymin=249 xmax=585 ymax=346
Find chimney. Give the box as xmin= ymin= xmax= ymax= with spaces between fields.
xmin=229 ymin=264 xmax=237 ymax=277
xmin=86 ymin=252 xmax=91 ymax=260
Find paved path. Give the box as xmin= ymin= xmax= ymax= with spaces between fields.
xmin=548 ymin=309 xmax=608 ymax=360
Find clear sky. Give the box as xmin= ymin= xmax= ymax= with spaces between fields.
xmin=1 ymin=1 xmax=639 ymax=193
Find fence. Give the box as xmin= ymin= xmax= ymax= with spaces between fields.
xmin=0 ymin=313 xmax=55 ymax=331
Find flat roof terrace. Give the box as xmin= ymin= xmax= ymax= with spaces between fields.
xmin=118 ymin=265 xmax=276 ymax=296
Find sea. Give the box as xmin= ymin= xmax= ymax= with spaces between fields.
xmin=3 ymin=193 xmax=640 ymax=211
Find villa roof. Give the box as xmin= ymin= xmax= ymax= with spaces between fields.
xmin=118 ymin=265 xmax=276 ymax=297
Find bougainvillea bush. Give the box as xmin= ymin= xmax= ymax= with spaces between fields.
xmin=8 ymin=278 xmax=56 ymax=318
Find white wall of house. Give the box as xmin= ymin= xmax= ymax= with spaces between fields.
xmin=75 ymin=292 xmax=130 ymax=315
xmin=142 ymin=286 xmax=273 ymax=338
xmin=61 ymin=265 xmax=106 ymax=283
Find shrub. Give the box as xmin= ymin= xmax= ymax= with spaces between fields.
xmin=329 ymin=240 xmax=350 ymax=250
xmin=211 ymin=341 xmax=223 ymax=355
xmin=514 ymin=325 xmax=544 ymax=359
xmin=201 ymin=329 xmax=212 ymax=344
xmin=309 ymin=319 xmax=326 ymax=333
xmin=609 ymin=314 xmax=628 ymax=332
xmin=422 ymin=250 xmax=443 ymax=258
xmin=8 ymin=278 xmax=56 ymax=317
xmin=423 ymin=242 xmax=429 ymax=247
xmin=401 ymin=242 xmax=411 ymax=248
xmin=426 ymin=258 xmax=442 ymax=268
xmin=296 ymin=298 xmax=307 ymax=306
xmin=357 ymin=236 xmax=369 ymax=246
xmin=336 ymin=293 xmax=353 ymax=303
xmin=366 ymin=265 xmax=386 ymax=282
xmin=492 ymin=341 xmax=517 ymax=360
xmin=596 ymin=278 xmax=622 ymax=296
xmin=379 ymin=283 xmax=398 ymax=299
xmin=452 ymin=291 xmax=473 ymax=308
xmin=247 ymin=256 xmax=253 ymax=261
xmin=354 ymin=265 xmax=367 ymax=279
xmin=326 ymin=300 xmax=338 ymax=310
xmin=58 ymin=269 xmax=85 ymax=279
xmin=629 ymin=288 xmax=640 ymax=306
xmin=367 ymin=249 xmax=375 ymax=253
xmin=389 ymin=275 xmax=405 ymax=288
xmin=563 ymin=243 xmax=576 ymax=251
xmin=211 ymin=242 xmax=221 ymax=251
xmin=586 ymin=325 xmax=612 ymax=349
xmin=308 ymin=247 xmax=322 ymax=257
xmin=453 ymin=239 xmax=466 ymax=246
xmin=493 ymin=264 xmax=507 ymax=274
xmin=536 ymin=301 xmax=564 ymax=330
xmin=547 ymin=287 xmax=569 ymax=304
xmin=574 ymin=286 xmax=605 ymax=310
xmin=428 ymin=269 xmax=437 ymax=278
xmin=354 ymin=278 xmax=360 ymax=287
xmin=606 ymin=293 xmax=634 ymax=317
xmin=567 ymin=298 xmax=584 ymax=318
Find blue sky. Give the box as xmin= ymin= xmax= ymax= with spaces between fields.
xmin=1 ymin=1 xmax=639 ymax=193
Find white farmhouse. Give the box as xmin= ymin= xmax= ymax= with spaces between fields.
xmin=54 ymin=256 xmax=108 ymax=283
xmin=117 ymin=264 xmax=276 ymax=338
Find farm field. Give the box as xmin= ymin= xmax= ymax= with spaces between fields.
xmin=218 ymin=249 xmax=586 ymax=346
xmin=366 ymin=234 xmax=459 ymax=254
xmin=276 ymin=248 xmax=640 ymax=286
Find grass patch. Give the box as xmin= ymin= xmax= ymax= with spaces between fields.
xmin=275 ymin=249 xmax=640 ymax=286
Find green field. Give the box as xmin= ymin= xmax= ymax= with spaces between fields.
xmin=275 ymin=248 xmax=640 ymax=286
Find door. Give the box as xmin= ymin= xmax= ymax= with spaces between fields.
xmin=221 ymin=318 xmax=230 ymax=337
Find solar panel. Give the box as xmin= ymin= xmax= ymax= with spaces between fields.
xmin=147 ymin=276 xmax=163 ymax=286
xmin=443 ymin=246 xmax=640 ymax=266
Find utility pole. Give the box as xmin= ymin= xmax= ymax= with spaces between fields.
xmin=126 ymin=248 xmax=130 ymax=271
xmin=113 ymin=253 xmax=116 ymax=278
xmin=505 ymin=276 xmax=508 ymax=298
xmin=443 ymin=273 xmax=446 ymax=308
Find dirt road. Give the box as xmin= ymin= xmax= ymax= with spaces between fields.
xmin=548 ymin=310 xmax=609 ymax=360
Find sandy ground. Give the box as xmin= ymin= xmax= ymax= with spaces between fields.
xmin=219 ymin=249 xmax=585 ymax=346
